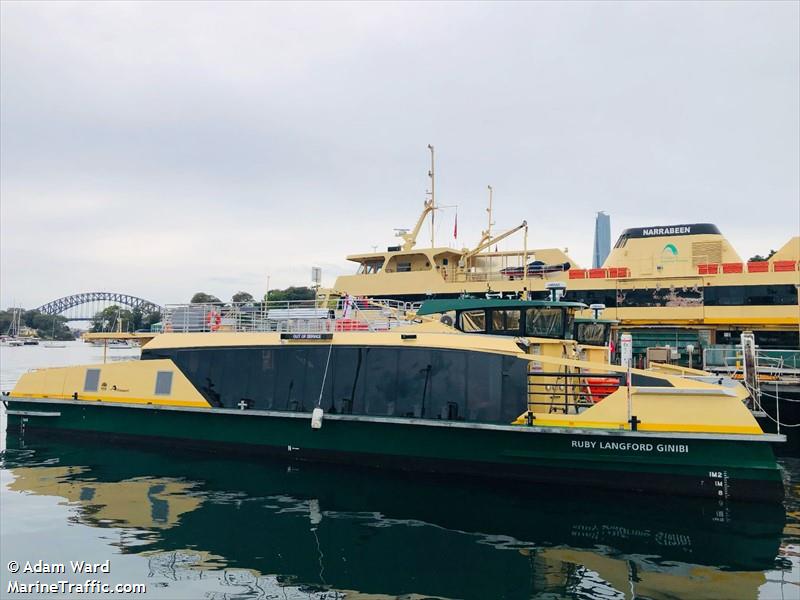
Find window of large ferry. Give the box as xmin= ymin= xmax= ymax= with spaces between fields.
xmin=459 ymin=309 xmax=486 ymax=332
xmin=565 ymin=289 xmax=617 ymax=308
xmin=525 ymin=307 xmax=565 ymax=338
xmin=359 ymin=259 xmax=384 ymax=274
xmin=397 ymin=261 xmax=412 ymax=273
xmin=490 ymin=309 xmax=522 ymax=335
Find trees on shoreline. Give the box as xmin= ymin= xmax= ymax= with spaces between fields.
xmin=0 ymin=309 xmax=75 ymax=340
xmin=189 ymin=287 xmax=316 ymax=304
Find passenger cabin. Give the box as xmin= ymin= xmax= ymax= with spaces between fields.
xmin=416 ymin=299 xmax=587 ymax=340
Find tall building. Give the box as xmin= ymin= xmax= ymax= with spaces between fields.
xmin=592 ymin=211 xmax=611 ymax=268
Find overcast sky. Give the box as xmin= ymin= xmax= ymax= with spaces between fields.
xmin=1 ymin=1 xmax=798 ymax=309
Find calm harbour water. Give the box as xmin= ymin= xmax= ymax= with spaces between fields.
xmin=1 ymin=342 xmax=798 ymax=600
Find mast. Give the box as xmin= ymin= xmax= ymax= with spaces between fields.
xmin=486 ymin=185 xmax=494 ymax=247
xmin=428 ymin=144 xmax=435 ymax=248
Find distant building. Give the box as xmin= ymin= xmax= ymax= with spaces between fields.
xmin=592 ymin=211 xmax=611 ymax=268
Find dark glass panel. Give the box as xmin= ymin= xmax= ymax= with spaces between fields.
xmin=302 ymin=347 xmax=330 ymax=413
xmin=84 ymin=369 xmax=100 ymax=392
xmin=501 ymin=355 xmax=528 ymax=423
xmin=466 ymin=352 xmax=502 ymax=423
xmin=395 ymin=349 xmax=432 ymax=418
xmin=430 ymin=349 xmax=467 ymax=420
xmin=329 ymin=347 xmax=366 ymax=415
xmin=154 ymin=371 xmax=173 ymax=395
xmin=564 ymin=289 xmax=617 ymax=308
xmin=363 ymin=348 xmax=399 ymax=416
xmin=490 ymin=309 xmax=522 ymax=335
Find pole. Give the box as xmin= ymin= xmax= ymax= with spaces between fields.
xmin=487 ymin=185 xmax=493 ymax=245
xmin=428 ymin=144 xmax=435 ymax=248
xmin=523 ymin=224 xmax=529 ymax=293
xmin=620 ymin=333 xmax=633 ymax=426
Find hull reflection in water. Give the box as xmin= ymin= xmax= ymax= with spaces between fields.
xmin=1 ymin=433 xmax=788 ymax=600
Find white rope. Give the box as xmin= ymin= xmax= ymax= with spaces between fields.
xmin=316 ymin=337 xmax=335 ymax=408
xmin=753 ymin=386 xmax=800 ymax=428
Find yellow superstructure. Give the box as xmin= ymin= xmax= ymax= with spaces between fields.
xmin=329 ymin=206 xmax=799 ymax=337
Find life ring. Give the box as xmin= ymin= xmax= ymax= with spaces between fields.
xmin=206 ymin=311 xmax=222 ymax=331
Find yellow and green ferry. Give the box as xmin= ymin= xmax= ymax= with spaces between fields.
xmin=2 ymin=298 xmax=785 ymax=502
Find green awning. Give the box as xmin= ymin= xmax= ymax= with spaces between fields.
xmin=416 ymin=298 xmax=587 ymax=316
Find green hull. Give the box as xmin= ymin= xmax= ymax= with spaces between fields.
xmin=3 ymin=397 xmax=784 ymax=502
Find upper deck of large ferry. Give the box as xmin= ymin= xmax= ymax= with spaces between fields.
xmin=331 ymin=204 xmax=800 ymax=335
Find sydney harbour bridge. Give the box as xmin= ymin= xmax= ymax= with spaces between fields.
xmin=35 ymin=292 xmax=163 ymax=322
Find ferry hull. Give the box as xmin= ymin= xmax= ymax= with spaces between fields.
xmin=3 ymin=398 xmax=784 ymax=503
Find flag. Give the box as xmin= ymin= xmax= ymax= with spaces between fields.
xmin=453 ymin=212 xmax=458 ymax=239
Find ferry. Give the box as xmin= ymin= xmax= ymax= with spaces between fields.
xmin=330 ymin=204 xmax=799 ymax=350
xmin=2 ymin=297 xmax=785 ymax=502
xmin=324 ymin=158 xmax=799 ymax=436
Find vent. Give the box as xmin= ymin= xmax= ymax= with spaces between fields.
xmin=692 ymin=241 xmax=722 ymax=266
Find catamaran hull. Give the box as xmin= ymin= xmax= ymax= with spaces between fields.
xmin=3 ymin=398 xmax=784 ymax=503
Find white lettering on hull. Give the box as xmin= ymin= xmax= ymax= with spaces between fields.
xmin=571 ymin=440 xmax=689 ymax=454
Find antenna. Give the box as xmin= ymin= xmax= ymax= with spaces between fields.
xmin=486 ymin=185 xmax=494 ymax=249
xmin=428 ymin=144 xmax=435 ymax=248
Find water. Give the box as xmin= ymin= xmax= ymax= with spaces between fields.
xmin=1 ymin=343 xmax=798 ymax=599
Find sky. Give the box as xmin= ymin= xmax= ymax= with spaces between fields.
xmin=1 ymin=1 xmax=798 ymax=309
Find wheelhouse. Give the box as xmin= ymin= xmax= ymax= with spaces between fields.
xmin=416 ymin=299 xmax=587 ymax=340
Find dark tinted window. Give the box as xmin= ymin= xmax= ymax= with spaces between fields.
xmin=564 ymin=290 xmax=617 ymax=307
xmin=145 ymin=345 xmax=528 ymax=424
xmin=490 ymin=309 xmax=522 ymax=335
xmin=616 ymin=287 xmax=703 ymax=308
xmin=363 ymin=348 xmax=399 ymax=416
xmin=430 ymin=349 xmax=467 ymax=420
xmin=395 ymin=348 xmax=432 ymax=418
xmin=155 ymin=371 xmax=173 ymax=395
xmin=84 ymin=369 xmax=100 ymax=392
xmin=704 ymin=285 xmax=797 ymax=307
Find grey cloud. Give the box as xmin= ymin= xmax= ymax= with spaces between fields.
xmin=1 ymin=1 xmax=797 ymax=307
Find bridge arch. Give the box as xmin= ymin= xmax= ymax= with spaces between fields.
xmin=35 ymin=292 xmax=162 ymax=320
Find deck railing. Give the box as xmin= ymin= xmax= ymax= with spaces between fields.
xmin=161 ymin=298 xmax=417 ymax=334
xmin=702 ymin=346 xmax=800 ymax=382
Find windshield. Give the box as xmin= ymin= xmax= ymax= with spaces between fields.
xmin=525 ymin=308 xmax=565 ymax=339
xmin=575 ymin=322 xmax=607 ymax=345
xmin=459 ymin=309 xmax=486 ymax=333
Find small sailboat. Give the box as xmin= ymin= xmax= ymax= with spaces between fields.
xmin=44 ymin=315 xmax=67 ymax=348
xmin=2 ymin=308 xmax=25 ymax=346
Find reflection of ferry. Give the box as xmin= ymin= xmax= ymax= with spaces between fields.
xmin=6 ymin=466 xmax=201 ymax=529
xmin=2 ymin=437 xmax=787 ymax=599
xmin=2 ymin=296 xmax=785 ymax=501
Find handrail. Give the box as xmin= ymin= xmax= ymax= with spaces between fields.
xmin=161 ymin=299 xmax=416 ymax=334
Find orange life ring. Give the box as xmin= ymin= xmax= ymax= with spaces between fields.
xmin=206 ymin=311 xmax=222 ymax=331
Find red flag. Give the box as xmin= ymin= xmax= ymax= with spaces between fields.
xmin=453 ymin=212 xmax=458 ymax=239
